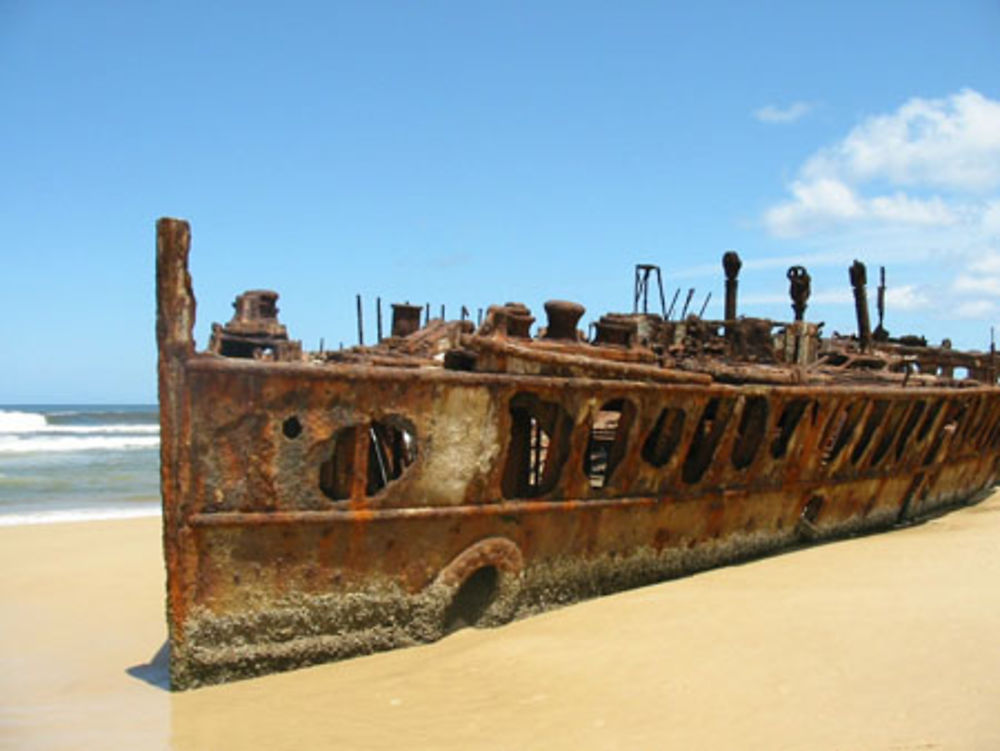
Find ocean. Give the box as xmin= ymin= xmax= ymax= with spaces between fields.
xmin=0 ymin=405 xmax=160 ymax=525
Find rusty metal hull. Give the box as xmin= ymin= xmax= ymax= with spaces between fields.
xmin=156 ymin=218 xmax=1000 ymax=689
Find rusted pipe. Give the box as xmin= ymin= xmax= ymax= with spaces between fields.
xmin=723 ymin=251 xmax=742 ymax=321
xmin=874 ymin=266 xmax=887 ymax=341
xmin=850 ymin=260 xmax=871 ymax=351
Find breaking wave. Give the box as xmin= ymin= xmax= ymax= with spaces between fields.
xmin=0 ymin=409 xmax=159 ymax=434
xmin=0 ymin=435 xmax=161 ymax=455
xmin=0 ymin=410 xmax=48 ymax=433
xmin=0 ymin=408 xmax=160 ymax=454
xmin=0 ymin=406 xmax=161 ymax=522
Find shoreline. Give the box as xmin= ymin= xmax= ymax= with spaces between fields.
xmin=3 ymin=493 xmax=1000 ymax=749
xmin=0 ymin=502 xmax=160 ymax=527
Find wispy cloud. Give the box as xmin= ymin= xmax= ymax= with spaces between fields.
xmin=886 ymin=284 xmax=930 ymax=311
xmin=969 ymin=249 xmax=1000 ymax=274
xmin=953 ymin=274 xmax=1000 ymax=295
xmin=754 ymin=101 xmax=814 ymax=124
xmin=954 ymin=300 xmax=997 ymax=319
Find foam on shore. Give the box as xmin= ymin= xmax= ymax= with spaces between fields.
xmin=0 ymin=503 xmax=160 ymax=527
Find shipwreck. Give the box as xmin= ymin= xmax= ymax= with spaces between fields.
xmin=157 ymin=217 xmax=1000 ymax=689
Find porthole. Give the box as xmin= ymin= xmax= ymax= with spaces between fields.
xmin=282 ymin=416 xmax=303 ymax=439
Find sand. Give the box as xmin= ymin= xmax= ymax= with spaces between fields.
xmin=3 ymin=496 xmax=1000 ymax=751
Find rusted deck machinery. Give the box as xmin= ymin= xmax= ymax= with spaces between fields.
xmin=157 ymin=218 xmax=1000 ymax=689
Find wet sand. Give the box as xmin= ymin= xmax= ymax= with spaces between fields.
xmin=3 ymin=494 xmax=1000 ymax=750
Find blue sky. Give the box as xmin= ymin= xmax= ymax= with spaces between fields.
xmin=2 ymin=1 xmax=999 ymax=402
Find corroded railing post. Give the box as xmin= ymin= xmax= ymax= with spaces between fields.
xmin=156 ymin=217 xmax=195 ymax=689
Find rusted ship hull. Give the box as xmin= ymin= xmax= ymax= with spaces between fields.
xmin=157 ymin=219 xmax=1000 ymax=689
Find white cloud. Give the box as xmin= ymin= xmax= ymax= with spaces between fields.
xmin=947 ymin=271 xmax=1000 ymax=324
xmin=754 ymin=101 xmax=814 ymax=124
xmin=759 ymin=89 xmax=1000 ymax=329
xmin=765 ymin=179 xmax=959 ymax=236
xmin=867 ymin=193 xmax=958 ymax=225
xmin=673 ymin=91 xmax=1000 ymax=335
xmin=800 ymin=89 xmax=1000 ymax=192
xmin=764 ymin=89 xmax=1000 ymax=238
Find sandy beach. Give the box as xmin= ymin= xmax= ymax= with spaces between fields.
xmin=2 ymin=494 xmax=999 ymax=751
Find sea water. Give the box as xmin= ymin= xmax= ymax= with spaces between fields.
xmin=0 ymin=405 xmax=160 ymax=525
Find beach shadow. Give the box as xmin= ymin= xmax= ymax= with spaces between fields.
xmin=126 ymin=640 xmax=171 ymax=690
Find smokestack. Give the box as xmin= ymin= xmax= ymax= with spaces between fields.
xmin=849 ymin=260 xmax=871 ymax=350
xmin=723 ymin=251 xmax=742 ymax=321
